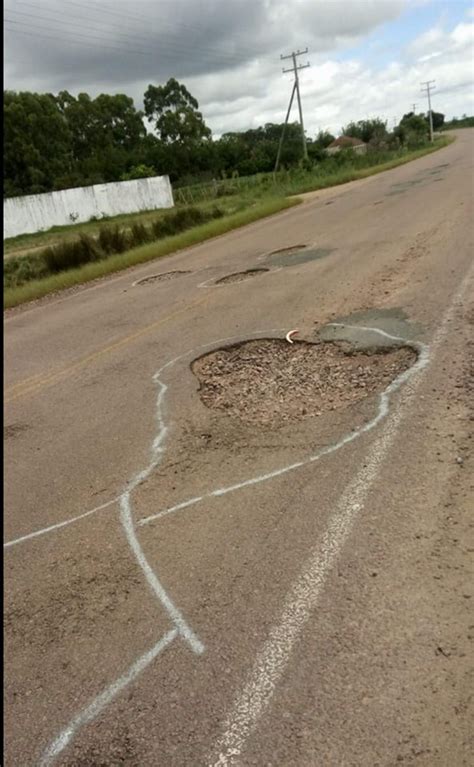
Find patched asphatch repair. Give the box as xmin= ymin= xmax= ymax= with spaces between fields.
xmin=261 ymin=244 xmax=334 ymax=268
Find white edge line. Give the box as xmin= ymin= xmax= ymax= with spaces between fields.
xmin=39 ymin=629 xmax=177 ymax=767
xmin=207 ymin=267 xmax=472 ymax=767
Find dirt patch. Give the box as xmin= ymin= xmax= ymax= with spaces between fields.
xmin=135 ymin=271 xmax=191 ymax=286
xmin=215 ymin=268 xmax=269 ymax=284
xmin=4 ymin=423 xmax=30 ymax=440
xmin=192 ymin=338 xmax=416 ymax=427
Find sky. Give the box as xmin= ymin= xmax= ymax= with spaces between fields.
xmin=4 ymin=0 xmax=474 ymax=138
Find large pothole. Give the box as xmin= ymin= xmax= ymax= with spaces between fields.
xmin=192 ymin=338 xmax=416 ymax=427
xmin=215 ymin=268 xmax=269 ymax=284
xmin=135 ymin=271 xmax=191 ymax=286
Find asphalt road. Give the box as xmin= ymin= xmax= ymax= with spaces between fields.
xmin=4 ymin=130 xmax=473 ymax=767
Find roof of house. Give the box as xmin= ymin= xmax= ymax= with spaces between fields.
xmin=327 ymin=135 xmax=366 ymax=148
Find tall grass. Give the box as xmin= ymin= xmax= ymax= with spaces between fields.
xmin=173 ymin=137 xmax=453 ymax=203
xmin=4 ymin=205 xmax=224 ymax=290
xmin=4 ymin=136 xmax=453 ymax=308
xmin=4 ymin=197 xmax=297 ymax=308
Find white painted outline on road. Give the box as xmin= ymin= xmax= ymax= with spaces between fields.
xmin=207 ymin=269 xmax=473 ymax=766
xmin=35 ymin=324 xmax=428 ymax=765
xmin=12 ymin=268 xmax=472 ymax=765
xmin=138 ymin=324 xmax=426 ymax=529
xmin=39 ymin=629 xmax=177 ymax=767
xmin=4 ymin=330 xmax=286 ymax=550
xmin=36 ymin=329 xmax=285 ymax=765
xmin=4 ymin=497 xmax=119 ymax=549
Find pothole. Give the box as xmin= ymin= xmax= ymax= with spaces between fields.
xmin=192 ymin=338 xmax=416 ymax=427
xmin=263 ymin=245 xmax=334 ymax=268
xmin=134 ymin=271 xmax=191 ymax=286
xmin=215 ymin=268 xmax=269 ymax=285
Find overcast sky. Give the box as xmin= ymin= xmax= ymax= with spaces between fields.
xmin=4 ymin=0 xmax=474 ymax=137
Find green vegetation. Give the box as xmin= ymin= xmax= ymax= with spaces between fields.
xmin=4 ymin=205 xmax=225 ymax=290
xmin=174 ymin=135 xmax=453 ymax=204
xmin=4 ymin=134 xmax=452 ymax=309
xmin=442 ymin=115 xmax=474 ymax=130
xmin=3 ymin=70 xmax=454 ymax=312
xmin=4 ymin=197 xmax=297 ymax=308
xmin=3 ymin=79 xmax=452 ymax=198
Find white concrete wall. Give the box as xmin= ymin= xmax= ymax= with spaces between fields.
xmin=4 ymin=176 xmax=174 ymax=239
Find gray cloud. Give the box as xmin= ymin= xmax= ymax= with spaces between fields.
xmin=4 ymin=0 xmax=473 ymax=137
xmin=4 ymin=0 xmax=406 ymax=90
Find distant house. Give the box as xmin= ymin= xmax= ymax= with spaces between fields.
xmin=325 ymin=136 xmax=367 ymax=155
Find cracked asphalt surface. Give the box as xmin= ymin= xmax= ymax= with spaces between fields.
xmin=4 ymin=130 xmax=473 ymax=766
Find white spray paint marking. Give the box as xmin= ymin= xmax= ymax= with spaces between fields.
xmin=139 ymin=326 xmax=427 ymax=529
xmin=4 ymin=329 xmax=287 ymax=550
xmin=39 ymin=629 xmax=177 ymax=767
xmin=38 ymin=329 xmax=286 ymax=765
xmin=120 ymin=493 xmax=204 ymax=655
xmin=208 ymin=269 xmax=473 ymax=767
xmin=3 ymin=497 xmax=119 ymax=549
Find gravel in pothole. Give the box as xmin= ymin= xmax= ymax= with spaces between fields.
xmin=216 ymin=269 xmax=269 ymax=284
xmin=136 ymin=271 xmax=190 ymax=285
xmin=192 ymin=338 xmax=417 ymax=426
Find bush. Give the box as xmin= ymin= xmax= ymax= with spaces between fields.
xmin=129 ymin=222 xmax=151 ymax=247
xmin=6 ymin=204 xmax=226 ymax=288
xmin=98 ymin=225 xmax=128 ymax=254
xmin=43 ymin=234 xmax=103 ymax=273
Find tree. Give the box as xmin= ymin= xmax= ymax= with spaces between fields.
xmin=4 ymin=91 xmax=73 ymax=196
xmin=341 ymin=118 xmax=388 ymax=145
xmin=120 ymin=164 xmax=156 ymax=181
xmin=54 ymin=91 xmax=146 ymax=185
xmin=313 ymin=130 xmax=335 ymax=149
xmin=144 ymin=78 xmax=211 ymax=145
xmin=429 ymin=111 xmax=445 ymax=130
xmin=395 ymin=114 xmax=429 ymax=147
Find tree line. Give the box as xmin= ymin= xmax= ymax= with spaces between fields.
xmin=4 ymin=77 xmax=445 ymax=198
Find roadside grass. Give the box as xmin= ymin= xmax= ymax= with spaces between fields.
xmin=3 ymin=196 xmax=243 ymax=257
xmin=4 ymin=136 xmax=454 ymax=309
xmin=271 ymin=136 xmax=454 ymax=197
xmin=4 ymin=197 xmax=297 ymax=308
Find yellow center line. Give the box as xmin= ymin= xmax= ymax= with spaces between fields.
xmin=5 ymin=294 xmax=210 ymax=404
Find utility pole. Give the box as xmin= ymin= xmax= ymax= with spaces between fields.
xmin=412 ymin=103 xmax=417 ymax=114
xmin=421 ymin=80 xmax=436 ymax=141
xmin=278 ymin=48 xmax=310 ymax=165
xmin=274 ymin=81 xmax=297 ymax=175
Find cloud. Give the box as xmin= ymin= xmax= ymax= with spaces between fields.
xmin=4 ymin=0 xmax=474 ymax=137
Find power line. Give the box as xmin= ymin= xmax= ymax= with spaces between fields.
xmin=8 ymin=0 xmax=271 ymax=66
xmin=4 ymin=18 xmax=151 ymax=55
xmin=421 ymin=80 xmax=436 ymax=142
xmin=58 ymin=0 xmax=268 ymax=60
xmin=5 ymin=3 xmax=257 ymax=69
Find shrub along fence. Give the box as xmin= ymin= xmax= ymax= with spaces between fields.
xmin=4 ymin=205 xmax=223 ymax=289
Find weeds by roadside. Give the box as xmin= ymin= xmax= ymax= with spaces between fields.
xmin=4 ymin=198 xmax=297 ymax=308
xmin=3 ymin=136 xmax=453 ymax=310
xmin=4 ymin=206 xmax=225 ymax=290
